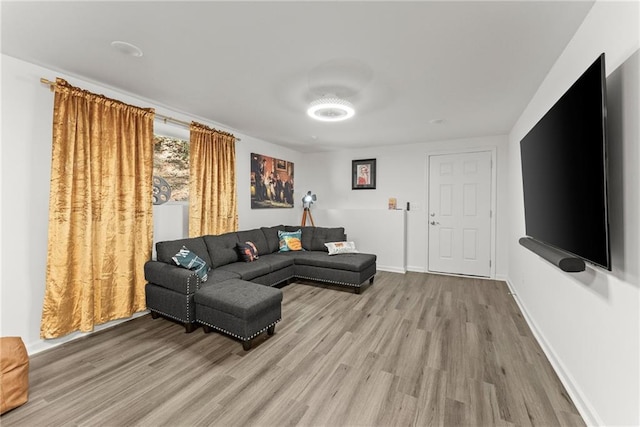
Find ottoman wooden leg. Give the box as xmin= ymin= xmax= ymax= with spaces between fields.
xmin=267 ymin=324 xmax=276 ymax=336
xmin=242 ymin=340 xmax=252 ymax=351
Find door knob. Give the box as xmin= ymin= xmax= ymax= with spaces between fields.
xmin=430 ymin=221 xmax=440 ymax=225
xmin=430 ymin=212 xmax=436 ymax=217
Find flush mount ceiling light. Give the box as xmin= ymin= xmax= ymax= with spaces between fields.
xmin=307 ymin=96 xmax=355 ymax=122
xmin=110 ymin=41 xmax=143 ymax=57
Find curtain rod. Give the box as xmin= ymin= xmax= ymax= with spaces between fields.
xmin=40 ymin=78 xmax=241 ymax=141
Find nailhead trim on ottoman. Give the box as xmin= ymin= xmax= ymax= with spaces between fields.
xmin=194 ymin=279 xmax=283 ymax=350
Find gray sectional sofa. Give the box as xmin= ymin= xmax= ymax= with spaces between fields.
xmin=144 ymin=225 xmax=377 ymax=337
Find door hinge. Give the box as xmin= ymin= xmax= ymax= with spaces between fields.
xmin=489 ymin=260 xmax=492 ymax=267
xmin=490 ymin=210 xmax=492 ymax=218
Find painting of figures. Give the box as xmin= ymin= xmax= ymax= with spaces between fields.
xmin=251 ymin=153 xmax=294 ymax=209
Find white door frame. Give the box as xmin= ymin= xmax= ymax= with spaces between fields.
xmin=425 ymin=147 xmax=497 ymax=279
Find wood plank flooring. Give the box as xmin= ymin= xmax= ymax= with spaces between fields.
xmin=1 ymin=272 xmax=585 ymax=426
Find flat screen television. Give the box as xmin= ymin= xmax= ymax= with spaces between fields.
xmin=520 ymin=53 xmax=611 ymax=270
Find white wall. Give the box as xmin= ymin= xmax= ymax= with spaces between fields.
xmin=2 ymin=55 xmax=57 ymax=354
xmin=311 ymin=208 xmax=407 ymax=273
xmin=0 ymin=54 xmax=299 ymax=354
xmin=298 ymin=135 xmax=509 ymax=277
xmin=506 ymin=2 xmax=639 ymax=425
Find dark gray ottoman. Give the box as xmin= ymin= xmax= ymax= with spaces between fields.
xmin=194 ymin=279 xmax=283 ymax=350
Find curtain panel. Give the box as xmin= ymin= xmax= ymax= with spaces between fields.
xmin=40 ymin=78 xmax=155 ymax=339
xmin=189 ymin=122 xmax=238 ymax=236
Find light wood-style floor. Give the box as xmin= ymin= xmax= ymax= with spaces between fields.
xmin=2 ymin=272 xmax=584 ymax=426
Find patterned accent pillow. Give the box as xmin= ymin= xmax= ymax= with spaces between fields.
xmin=278 ymin=229 xmax=303 ymax=252
xmin=172 ymin=246 xmax=210 ymax=281
xmin=324 ymin=241 xmax=359 ymax=256
xmin=237 ymin=241 xmax=259 ymax=262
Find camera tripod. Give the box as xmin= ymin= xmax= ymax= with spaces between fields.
xmin=301 ymin=207 xmax=315 ymax=227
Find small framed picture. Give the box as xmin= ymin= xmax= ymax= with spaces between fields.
xmin=352 ymin=159 xmax=376 ymax=190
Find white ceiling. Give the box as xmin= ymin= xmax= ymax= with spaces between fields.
xmin=1 ymin=1 xmax=594 ymax=152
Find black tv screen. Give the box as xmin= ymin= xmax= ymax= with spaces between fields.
xmin=520 ymin=53 xmax=611 ymax=270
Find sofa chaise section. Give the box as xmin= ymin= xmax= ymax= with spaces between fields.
xmin=290 ymin=251 xmax=376 ymax=294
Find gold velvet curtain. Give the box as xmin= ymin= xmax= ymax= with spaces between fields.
xmin=189 ymin=122 xmax=238 ymax=236
xmin=41 ymin=78 xmax=155 ymax=339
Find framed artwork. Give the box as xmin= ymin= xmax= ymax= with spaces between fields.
xmin=251 ymin=153 xmax=294 ymax=209
xmin=352 ymin=158 xmax=376 ymax=190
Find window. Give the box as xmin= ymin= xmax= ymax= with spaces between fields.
xmin=153 ymin=135 xmax=189 ymax=203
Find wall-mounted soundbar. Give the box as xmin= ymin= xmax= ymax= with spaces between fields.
xmin=519 ymin=237 xmax=586 ymax=272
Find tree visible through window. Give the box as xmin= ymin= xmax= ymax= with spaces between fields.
xmin=153 ymin=135 xmax=189 ymax=202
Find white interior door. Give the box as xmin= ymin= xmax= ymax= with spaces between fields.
xmin=428 ymin=151 xmax=492 ymax=277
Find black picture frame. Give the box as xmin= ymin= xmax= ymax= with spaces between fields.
xmin=352 ymin=159 xmax=376 ymax=190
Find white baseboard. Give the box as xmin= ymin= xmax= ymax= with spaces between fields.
xmin=26 ymin=311 xmax=149 ymax=355
xmin=504 ymin=278 xmax=602 ymax=426
xmin=400 ymin=266 xmax=507 ymax=279
xmin=376 ymin=265 xmax=407 ymax=274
